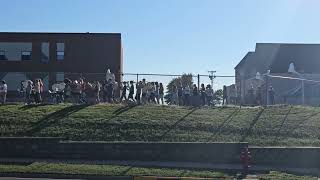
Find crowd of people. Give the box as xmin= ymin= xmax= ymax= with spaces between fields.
xmin=0 ymin=77 xmax=220 ymax=107
xmin=0 ymin=68 xmax=225 ymax=106
xmin=170 ymin=83 xmax=215 ymax=106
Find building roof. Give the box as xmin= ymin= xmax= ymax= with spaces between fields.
xmin=270 ymin=44 xmax=320 ymax=73
xmin=236 ymin=43 xmax=320 ymax=74
xmin=0 ymin=32 xmax=121 ymax=35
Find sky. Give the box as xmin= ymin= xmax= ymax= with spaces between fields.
xmin=2 ymin=0 xmax=320 ymax=88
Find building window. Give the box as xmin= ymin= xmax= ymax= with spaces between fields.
xmin=56 ymin=72 xmax=64 ymax=82
xmin=56 ymin=51 xmax=64 ymax=61
xmin=56 ymin=42 xmax=65 ymax=61
xmin=21 ymin=51 xmax=32 ymax=60
xmin=0 ymin=51 xmax=6 ymax=60
xmin=0 ymin=42 xmax=32 ymax=61
xmin=41 ymin=42 xmax=50 ymax=63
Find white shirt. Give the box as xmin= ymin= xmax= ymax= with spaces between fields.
xmin=0 ymin=84 xmax=7 ymax=93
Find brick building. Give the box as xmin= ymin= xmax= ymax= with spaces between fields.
xmin=0 ymin=32 xmax=123 ymax=91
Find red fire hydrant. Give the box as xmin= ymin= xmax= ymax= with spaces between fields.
xmin=240 ymin=146 xmax=251 ymax=176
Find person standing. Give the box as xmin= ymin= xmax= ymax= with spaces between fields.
xmin=256 ymin=86 xmax=262 ymax=106
xmin=94 ymin=81 xmax=101 ymax=103
xmin=34 ymin=79 xmax=42 ymax=104
xmin=0 ymin=80 xmax=7 ymax=104
xmin=128 ymin=81 xmax=135 ymax=102
xmin=268 ymin=86 xmax=275 ymax=105
xmin=177 ymin=84 xmax=183 ymax=106
xmin=205 ymin=84 xmax=214 ymax=106
xmin=106 ymin=79 xmax=114 ymax=103
xmin=159 ymin=83 xmax=164 ymax=105
xmin=25 ymin=80 xmax=33 ymax=104
xmin=172 ymin=85 xmax=178 ymax=105
xmin=200 ymin=84 xmax=206 ymax=106
xmin=149 ymin=82 xmax=156 ymax=103
xmin=192 ymin=84 xmax=198 ymax=96
xmin=183 ymin=85 xmax=191 ymax=106
xmin=223 ymin=85 xmax=228 ymax=105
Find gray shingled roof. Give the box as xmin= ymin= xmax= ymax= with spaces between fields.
xmin=236 ymin=43 xmax=320 ymax=74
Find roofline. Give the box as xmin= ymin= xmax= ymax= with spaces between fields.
xmin=0 ymin=32 xmax=121 ymax=35
xmin=234 ymin=51 xmax=254 ymax=70
xmin=256 ymin=42 xmax=320 ymax=45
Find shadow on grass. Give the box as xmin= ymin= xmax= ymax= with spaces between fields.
xmin=239 ymin=108 xmax=265 ymax=142
xmin=19 ymin=104 xmax=51 ymax=110
xmin=271 ymin=105 xmax=293 ymax=144
xmin=273 ymin=110 xmax=320 ymax=144
xmin=158 ymin=107 xmax=198 ymax=141
xmin=113 ymin=104 xmax=137 ymax=116
xmin=24 ymin=104 xmax=90 ymax=136
xmin=208 ymin=108 xmax=241 ymax=141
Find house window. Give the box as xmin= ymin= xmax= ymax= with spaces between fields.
xmin=0 ymin=51 xmax=6 ymax=60
xmin=56 ymin=42 xmax=65 ymax=61
xmin=21 ymin=51 xmax=32 ymax=60
xmin=56 ymin=51 xmax=64 ymax=60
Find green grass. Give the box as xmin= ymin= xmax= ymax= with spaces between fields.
xmin=258 ymin=171 xmax=318 ymax=180
xmin=1 ymin=103 xmax=320 ymax=146
xmin=0 ymin=162 xmax=228 ymax=178
xmin=0 ymin=162 xmax=318 ymax=179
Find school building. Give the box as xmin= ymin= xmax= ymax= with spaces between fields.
xmin=0 ymin=32 xmax=123 ymax=91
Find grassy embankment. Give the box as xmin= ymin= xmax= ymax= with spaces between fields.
xmin=1 ymin=104 xmax=320 ymax=146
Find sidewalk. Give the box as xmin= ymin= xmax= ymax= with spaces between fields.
xmin=1 ymin=158 xmax=320 ymax=176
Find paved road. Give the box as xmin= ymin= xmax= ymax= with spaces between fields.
xmin=0 ymin=178 xmax=82 ymax=180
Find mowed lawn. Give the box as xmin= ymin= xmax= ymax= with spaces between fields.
xmin=1 ymin=104 xmax=320 ymax=146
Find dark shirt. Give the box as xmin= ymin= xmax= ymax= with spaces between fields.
xmin=193 ymin=87 xmax=198 ymax=96
xmin=129 ymin=85 xmax=134 ymax=95
xmin=159 ymin=86 xmax=164 ymax=95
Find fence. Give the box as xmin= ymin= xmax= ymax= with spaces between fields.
xmin=241 ymin=73 xmax=320 ymax=106
xmin=0 ymin=71 xmax=236 ymax=104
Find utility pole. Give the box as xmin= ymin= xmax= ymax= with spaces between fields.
xmin=208 ymin=70 xmax=217 ymax=88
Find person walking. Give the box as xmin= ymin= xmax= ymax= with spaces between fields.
xmin=141 ymin=80 xmax=148 ymax=104
xmin=128 ymin=81 xmax=135 ymax=102
xmin=155 ymin=82 xmax=160 ymax=104
xmin=120 ymin=82 xmax=128 ymax=102
xmin=0 ymin=80 xmax=8 ymax=104
xmin=159 ymin=83 xmax=164 ymax=105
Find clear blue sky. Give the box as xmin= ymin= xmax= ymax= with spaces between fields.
xmin=2 ymin=0 xmax=320 ymax=88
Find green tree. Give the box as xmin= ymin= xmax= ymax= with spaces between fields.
xmin=164 ymin=74 xmax=193 ymax=104
xmin=213 ymin=89 xmax=223 ymax=105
